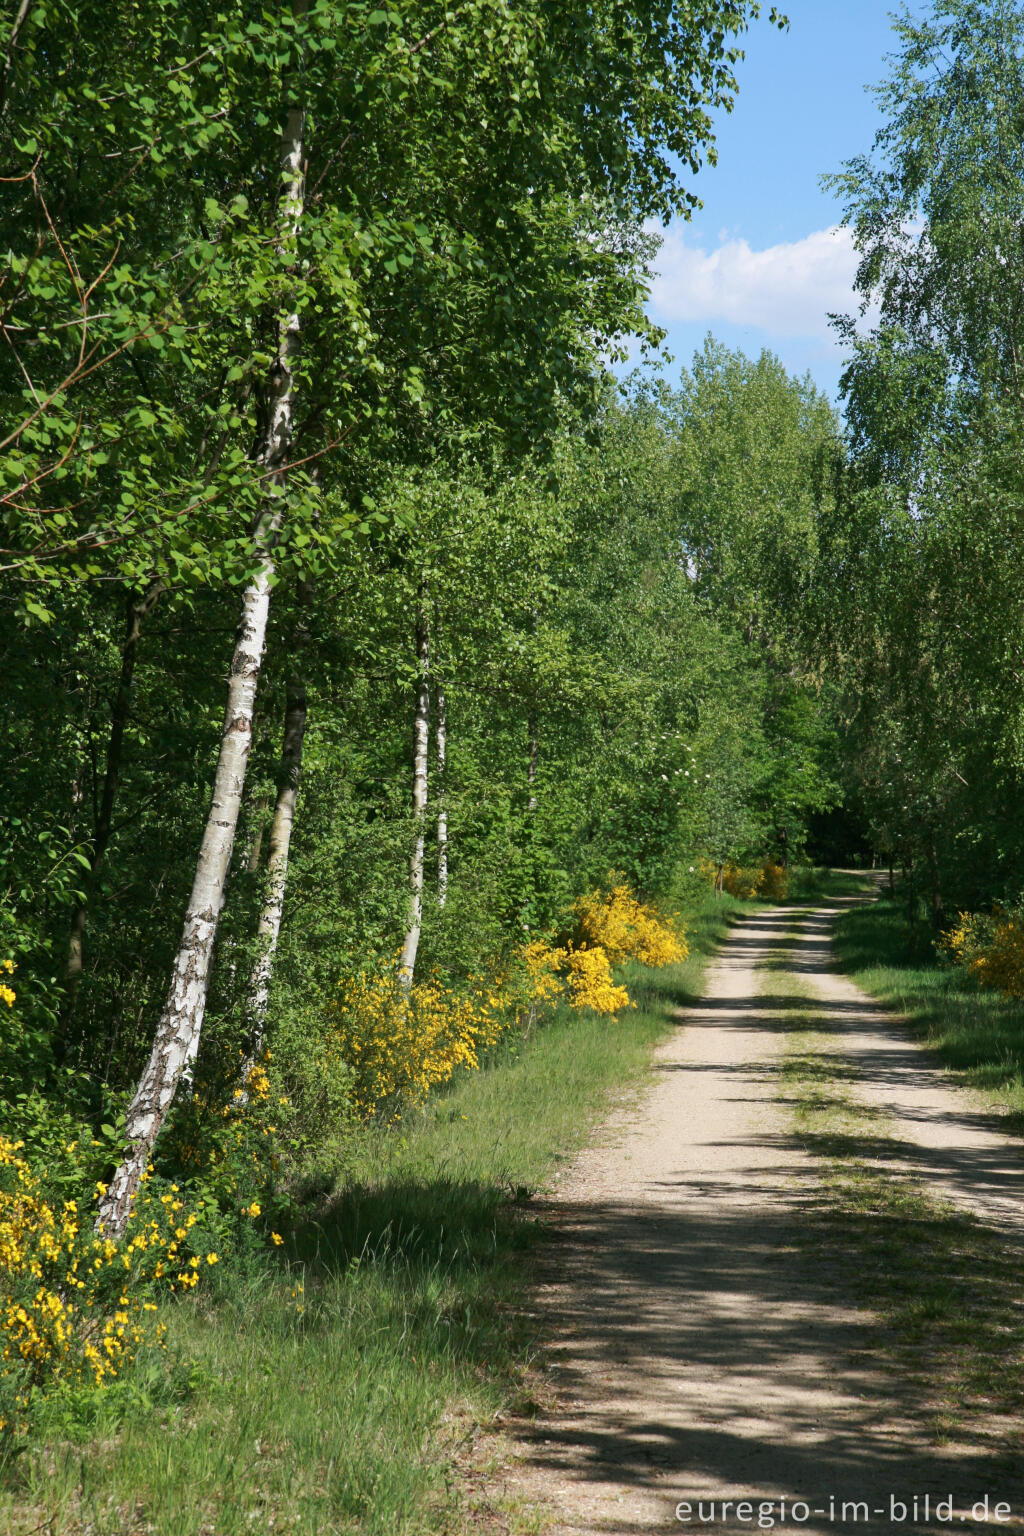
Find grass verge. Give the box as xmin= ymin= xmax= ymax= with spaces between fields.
xmin=0 ymin=892 xmax=739 ymax=1536
xmin=832 ymin=894 xmax=1024 ymax=1124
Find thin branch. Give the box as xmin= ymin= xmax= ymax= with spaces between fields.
xmin=37 ymin=184 xmax=86 ymax=315
xmin=406 ymin=11 xmax=455 ymax=58
xmin=166 ymin=46 xmax=216 ymax=77
xmin=0 ymin=237 xmax=217 ymax=457
xmin=310 ymin=133 xmax=353 ymax=193
xmin=1 ymin=318 xmax=40 ymax=403
xmin=0 ymin=425 xmax=356 ymax=575
xmin=13 ymin=415 xmax=84 ymax=499
xmin=0 ymin=0 xmax=30 ymax=116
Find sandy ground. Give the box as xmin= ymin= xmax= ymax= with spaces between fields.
xmin=490 ymin=898 xmax=1024 ymax=1536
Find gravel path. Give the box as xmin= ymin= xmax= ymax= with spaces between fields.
xmin=495 ymin=900 xmax=1024 ymax=1536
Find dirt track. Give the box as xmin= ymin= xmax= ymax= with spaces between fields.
xmin=495 ymin=899 xmax=1024 ymax=1536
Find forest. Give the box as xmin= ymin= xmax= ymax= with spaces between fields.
xmin=5 ymin=1 xmax=1024 ymax=1531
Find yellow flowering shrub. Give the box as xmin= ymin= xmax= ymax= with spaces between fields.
xmin=512 ymin=939 xmax=568 ymax=1033
xmin=573 ymin=884 xmax=688 ymax=968
xmin=756 ymin=861 xmax=789 ymax=901
xmin=324 ymin=883 xmax=688 ymax=1116
xmin=941 ymin=909 xmax=1024 ymax=998
xmin=701 ymin=859 xmax=789 ymax=901
xmin=162 ymin=1046 xmax=297 ymax=1226
xmin=514 ymin=882 xmax=686 ymax=1026
xmin=327 ymin=971 xmax=508 ymax=1117
xmin=564 ymin=945 xmax=632 ymax=1015
xmin=0 ymin=957 xmax=15 ymax=1010
xmin=0 ymin=1137 xmax=213 ymax=1434
xmin=234 ymin=1059 xmax=271 ymax=1105
xmin=939 ymin=910 xmax=986 ymax=972
xmin=522 ymin=938 xmax=567 ymax=1008
xmin=720 ymin=863 xmax=758 ymax=898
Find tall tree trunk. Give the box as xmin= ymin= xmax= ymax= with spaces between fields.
xmin=527 ymin=709 xmax=538 ymax=813
xmin=399 ymin=594 xmax=430 ymax=991
xmin=436 ymin=683 xmax=448 ymax=908
xmin=526 ymin=607 xmax=539 ymax=815
xmin=98 ymin=89 xmax=306 ymax=1239
xmin=244 ymin=575 xmax=312 ymax=1059
xmin=66 ymin=580 xmax=163 ymax=1006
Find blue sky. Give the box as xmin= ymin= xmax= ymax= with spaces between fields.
xmin=638 ymin=1 xmax=909 ymax=404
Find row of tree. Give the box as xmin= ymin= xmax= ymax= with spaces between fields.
xmin=815 ymin=0 xmax=1024 ymax=925
xmin=5 ymin=1 xmax=840 ymax=1230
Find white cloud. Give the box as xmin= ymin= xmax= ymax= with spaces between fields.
xmin=648 ymin=224 xmax=860 ymax=341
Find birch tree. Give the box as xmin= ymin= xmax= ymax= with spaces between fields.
xmin=436 ymin=683 xmax=448 ymax=908
xmin=97 ymin=75 xmax=308 ymax=1238
xmin=244 ymin=593 xmax=311 ymax=1059
xmin=398 ymin=596 xmax=430 ymax=991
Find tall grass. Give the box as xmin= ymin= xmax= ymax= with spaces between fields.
xmin=833 ymin=894 xmax=1024 ymax=1123
xmin=1 ymin=891 xmax=741 ymax=1536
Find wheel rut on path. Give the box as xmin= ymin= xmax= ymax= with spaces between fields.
xmin=494 ymin=900 xmax=1024 ymax=1536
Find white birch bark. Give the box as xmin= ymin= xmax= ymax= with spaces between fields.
xmin=398 ymin=598 xmax=430 ymax=991
xmin=244 ymin=639 xmax=308 ymax=1059
xmin=98 ymin=90 xmax=307 ymax=1239
xmin=436 ymin=683 xmax=448 ymax=907
xmin=527 ymin=710 xmax=538 ymax=813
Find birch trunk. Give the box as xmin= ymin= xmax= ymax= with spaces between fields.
xmin=244 ymin=575 xmax=312 ymax=1060
xmin=527 ymin=709 xmax=538 ymax=813
xmin=398 ymin=597 xmax=430 ymax=991
xmin=97 ymin=92 xmax=306 ymax=1239
xmin=526 ymin=608 xmax=539 ymax=814
xmin=436 ymin=684 xmax=448 ymax=907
